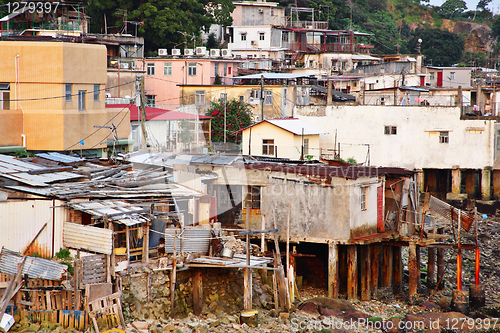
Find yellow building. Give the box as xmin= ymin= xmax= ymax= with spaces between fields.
xmin=0 ymin=41 xmax=130 ymax=153
xmin=237 ymin=118 xmax=324 ymax=160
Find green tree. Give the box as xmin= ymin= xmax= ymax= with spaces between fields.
xmin=408 ymin=28 xmax=464 ymax=66
xmin=205 ymin=99 xmax=253 ymax=143
xmin=492 ymin=18 xmax=500 ymax=39
xmin=438 ymin=0 xmax=467 ymax=18
xmin=206 ymin=33 xmax=218 ymax=49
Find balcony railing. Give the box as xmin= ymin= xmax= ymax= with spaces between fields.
xmin=286 ymin=21 xmax=328 ymax=30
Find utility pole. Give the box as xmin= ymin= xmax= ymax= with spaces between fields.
xmin=140 ymin=75 xmax=147 ymax=150
xmin=260 ymin=74 xmax=265 ymax=121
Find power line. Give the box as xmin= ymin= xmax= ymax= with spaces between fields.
xmin=64 ymin=104 xmax=132 ymax=151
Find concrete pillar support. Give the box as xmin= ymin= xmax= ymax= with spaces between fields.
xmin=408 ymin=242 xmax=418 ymax=297
xmin=451 ymin=166 xmax=461 ymax=194
xmin=416 ymin=169 xmax=425 ymax=193
xmin=482 ymin=168 xmax=491 ymax=200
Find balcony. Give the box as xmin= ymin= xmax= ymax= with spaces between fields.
xmin=286 ymin=21 xmax=328 ymax=30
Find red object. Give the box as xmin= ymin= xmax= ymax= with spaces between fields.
xmin=437 ymin=72 xmax=443 ymax=87
xmin=457 ymin=252 xmax=462 ymax=290
xmin=377 ymin=186 xmax=384 ymax=232
xmin=106 ymin=104 xmax=211 ymax=121
xmin=420 ymin=76 xmax=425 ymax=87
xmin=475 ymin=248 xmax=480 ymax=285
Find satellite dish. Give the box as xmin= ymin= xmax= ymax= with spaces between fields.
xmin=418 ymin=38 xmax=422 ymax=43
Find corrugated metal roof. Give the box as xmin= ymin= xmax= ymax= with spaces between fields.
xmin=0 ymin=248 xmax=67 ymax=280
xmin=63 ymin=222 xmax=113 ymax=255
xmin=164 ymin=228 xmax=215 ymax=253
xmin=234 ymin=73 xmax=314 ymax=80
xmin=0 ymin=154 xmax=84 ymax=186
xmin=67 ymin=200 xmax=147 ymax=218
xmin=36 ymin=153 xmax=85 ymax=164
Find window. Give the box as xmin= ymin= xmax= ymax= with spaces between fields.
xmin=303 ymin=138 xmax=309 ymax=155
xmin=384 ymin=126 xmax=397 ymax=135
xmin=246 ymin=186 xmax=261 ymax=209
xmin=259 ymin=33 xmax=265 ymax=41
xmin=163 ymin=62 xmax=172 ymax=76
xmin=241 ymin=33 xmax=247 ymax=41
xmin=214 ymin=63 xmax=219 ymax=76
xmin=220 ymin=93 xmax=227 ymax=102
xmin=239 ymin=96 xmax=244 ymax=103
xmin=195 ymin=90 xmax=205 ymax=105
xmin=250 ymin=89 xmax=261 ymax=99
xmin=265 ymin=90 xmax=272 ymax=105
xmin=146 ymin=95 xmax=155 ymax=107
xmin=0 ymin=83 xmax=10 ymax=110
xmin=497 ymin=130 xmax=500 ymax=150
xmin=228 ymin=66 xmax=232 ymax=75
xmin=430 ymin=72 xmax=435 ymax=80
xmin=93 ymin=84 xmax=100 ymax=102
xmin=450 ymin=72 xmax=455 ymax=80
xmin=368 ymin=83 xmax=375 ymax=90
xmin=188 ymin=63 xmax=197 ymax=76
xmin=65 ymin=84 xmax=72 ymax=102
xmin=360 ymin=186 xmax=368 ymax=211
xmin=78 ymin=90 xmax=86 ymax=110
xmin=263 ymin=139 xmax=275 ymax=156
xmin=439 ymin=131 xmax=449 ymax=144
xmin=146 ymin=63 xmax=155 ymax=76
xmin=224 ymin=63 xmax=227 ymax=76
xmin=282 ymin=32 xmax=288 ymax=42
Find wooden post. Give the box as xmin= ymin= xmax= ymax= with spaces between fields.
xmin=142 ymin=224 xmax=149 ymax=263
xmin=328 ymin=242 xmax=339 ymax=299
xmin=192 ymin=269 xmax=203 ymax=316
xmin=370 ymin=244 xmax=379 ymax=295
xmin=261 ymin=215 xmax=265 ymax=252
xmin=437 ymin=229 xmax=445 ymax=290
xmin=244 ymin=200 xmax=252 ymax=311
xmin=170 ymin=229 xmax=177 ymax=318
xmin=286 ymin=204 xmax=290 ymax=275
xmin=381 ymin=245 xmax=393 ymax=287
xmin=427 ymin=247 xmax=436 ymax=292
xmin=126 ymin=226 xmax=130 ymax=270
xmin=347 ymin=245 xmax=358 ymax=300
xmin=109 ymin=222 xmax=115 ymax=279
xmin=359 ymin=245 xmax=371 ymax=301
xmin=393 ymin=246 xmax=402 ymax=295
xmin=416 ymin=245 xmax=421 ymax=291
xmin=408 ymin=242 xmax=418 ymax=297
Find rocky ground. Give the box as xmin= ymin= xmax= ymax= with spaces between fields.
xmin=8 ymin=215 xmax=500 ymax=333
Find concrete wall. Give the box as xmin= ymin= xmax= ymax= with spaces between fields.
xmin=240 ymin=121 xmax=321 ymax=159
xmin=0 ymin=41 xmax=128 ymax=151
xmin=230 ymin=26 xmax=276 ymax=51
xmin=232 ymin=2 xmax=285 ymax=27
xmin=296 ymin=105 xmax=497 ymax=170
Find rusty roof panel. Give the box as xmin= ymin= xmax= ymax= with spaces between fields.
xmin=0 ymin=248 xmax=67 ymax=280
xmin=63 ymin=222 xmax=113 ymax=255
xmin=164 ymin=228 xmax=214 ymax=253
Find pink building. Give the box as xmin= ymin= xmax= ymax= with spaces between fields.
xmin=137 ymin=58 xmax=241 ymax=110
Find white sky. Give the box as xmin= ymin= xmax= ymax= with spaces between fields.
xmin=428 ymin=0 xmax=500 ymax=14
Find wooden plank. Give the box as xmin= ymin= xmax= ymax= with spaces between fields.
xmin=370 ymin=244 xmax=380 ymax=293
xmin=192 ymin=269 xmax=203 ymax=316
xmin=347 ymin=245 xmax=358 ymax=300
xmin=328 ymin=243 xmax=339 ymax=299
xmin=393 ymin=246 xmax=403 ymax=295
xmin=359 ymin=245 xmax=371 ymax=301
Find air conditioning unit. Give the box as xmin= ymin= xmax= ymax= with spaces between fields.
xmin=210 ymin=49 xmax=220 ymax=57
xmin=171 ymin=49 xmax=181 ymax=56
xmin=196 ymin=46 xmax=206 ymax=55
xmin=158 ymin=49 xmax=168 ymax=56
xmin=184 ymin=49 xmax=194 ymax=56
xmin=120 ymin=63 xmax=129 ymax=69
xmin=221 ymin=49 xmax=232 ymax=58
xmin=258 ymin=8 xmax=264 ymax=13
xmin=332 ymin=66 xmax=339 ymax=71
xmin=251 ymin=40 xmax=257 ymax=46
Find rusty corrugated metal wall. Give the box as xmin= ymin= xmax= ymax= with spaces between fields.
xmin=0 ymin=199 xmax=66 ymax=258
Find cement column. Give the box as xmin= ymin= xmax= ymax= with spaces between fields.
xmin=416 ymin=169 xmax=425 ymax=193
xmin=328 ymin=242 xmax=339 ymax=298
xmin=347 ymin=245 xmax=358 ymax=300
xmin=451 ymin=166 xmax=461 ymax=194
xmin=408 ymin=242 xmax=418 ymax=297
xmin=481 ymin=168 xmax=492 ymax=200
xmin=359 ymin=245 xmax=371 ymax=301
xmin=327 ymin=80 xmax=333 ymax=106
xmin=393 ymin=246 xmax=402 ymax=295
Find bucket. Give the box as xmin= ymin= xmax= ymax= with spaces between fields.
xmin=452 ymin=290 xmax=469 ymax=314
xmin=221 ymin=247 xmax=234 ymax=259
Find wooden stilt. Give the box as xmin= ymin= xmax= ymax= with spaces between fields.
xmin=328 ymin=242 xmax=339 ymax=299
xmin=437 ymin=228 xmax=445 ymax=290
xmin=370 ymin=244 xmax=380 ymax=295
xmin=393 ymin=246 xmax=402 ymax=295
xmin=359 ymin=245 xmax=371 ymax=301
xmin=347 ymin=245 xmax=358 ymax=300
xmin=192 ymin=269 xmax=203 ymax=316
xmin=409 ymin=242 xmax=418 ymax=297
xmin=427 ymin=247 xmax=436 ymax=292
xmin=381 ymin=245 xmax=393 ymax=287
